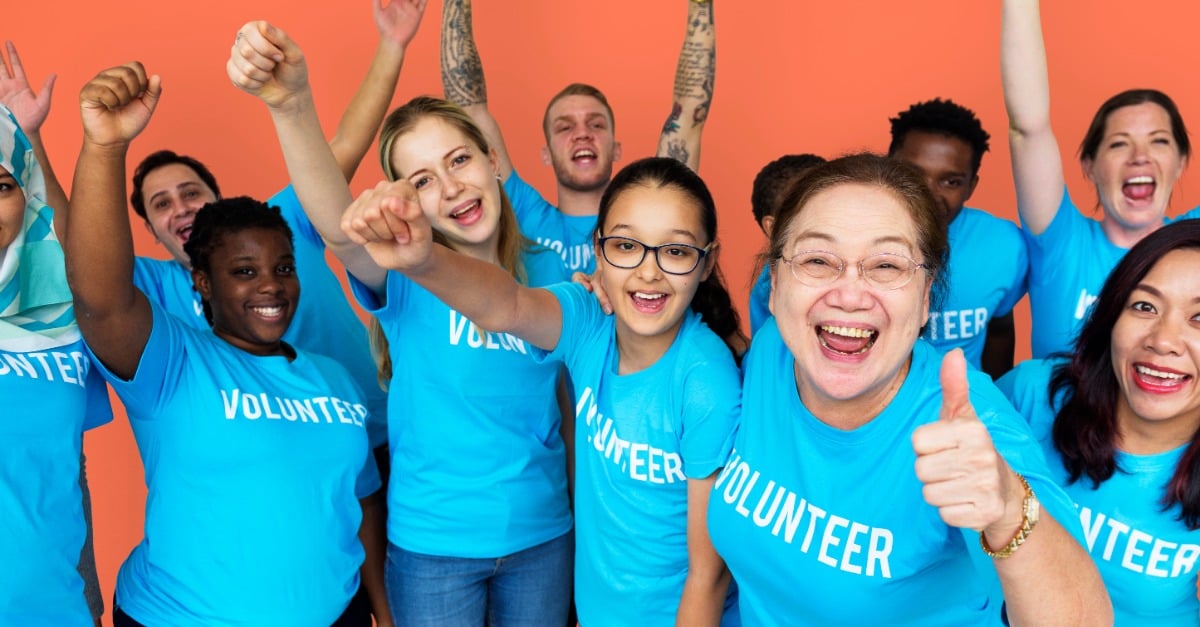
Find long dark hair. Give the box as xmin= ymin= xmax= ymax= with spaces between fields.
xmin=595 ymin=157 xmax=746 ymax=358
xmin=1050 ymin=219 xmax=1200 ymax=529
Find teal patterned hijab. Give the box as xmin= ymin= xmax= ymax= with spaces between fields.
xmin=0 ymin=104 xmax=78 ymax=351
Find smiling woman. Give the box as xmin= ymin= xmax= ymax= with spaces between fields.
xmin=705 ymin=153 xmax=1112 ymax=625
xmin=62 ymin=63 xmax=381 ymax=626
xmin=999 ymin=219 xmax=1200 ymax=624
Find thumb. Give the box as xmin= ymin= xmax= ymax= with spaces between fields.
xmin=141 ymin=75 xmax=163 ymax=110
xmin=938 ymin=348 xmax=973 ymax=422
xmin=37 ymin=74 xmax=56 ymax=108
xmin=258 ymin=22 xmax=293 ymax=62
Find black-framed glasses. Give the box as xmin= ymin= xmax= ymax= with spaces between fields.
xmin=778 ymin=250 xmax=928 ymax=290
xmin=597 ymin=236 xmax=711 ymax=275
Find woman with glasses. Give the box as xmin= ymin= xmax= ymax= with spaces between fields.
xmin=705 ymin=153 xmax=1110 ymax=624
xmin=339 ymin=155 xmax=744 ymax=626
xmin=230 ymin=24 xmax=573 ymax=626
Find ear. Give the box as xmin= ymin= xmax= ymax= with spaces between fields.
xmin=488 ymin=147 xmax=500 ymax=175
xmin=1178 ymin=153 xmax=1189 ymax=178
xmin=192 ymin=269 xmax=213 ymax=303
xmin=700 ymin=241 xmax=719 ymax=281
xmin=761 ymin=215 xmax=775 ymax=238
xmin=613 ymin=141 xmax=623 ymax=163
xmin=963 ymin=174 xmax=980 ymax=203
xmin=541 ymin=145 xmax=552 ymax=167
xmin=767 ymin=263 xmax=776 ymax=317
xmin=1082 ymin=157 xmax=1097 ymax=184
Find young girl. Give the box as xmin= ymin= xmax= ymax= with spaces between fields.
xmin=231 ymin=22 xmax=573 ymax=625
xmin=342 ymin=156 xmax=743 ymax=626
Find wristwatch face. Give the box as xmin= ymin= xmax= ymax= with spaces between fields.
xmin=1024 ymin=493 xmax=1040 ymax=526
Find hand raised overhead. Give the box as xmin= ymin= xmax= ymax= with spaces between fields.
xmin=374 ymin=0 xmax=429 ymax=49
xmin=340 ymin=179 xmax=433 ymax=272
xmin=0 ymin=41 xmax=56 ymax=133
xmin=78 ymin=62 xmax=161 ymax=148
xmin=226 ymin=21 xmax=309 ymax=110
xmin=912 ymin=349 xmax=1025 ymax=542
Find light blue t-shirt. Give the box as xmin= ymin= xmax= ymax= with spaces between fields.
xmin=94 ymin=303 xmax=379 ymax=627
xmin=997 ymin=358 xmax=1200 ymax=625
xmin=504 ymin=169 xmax=598 ymax=274
xmin=536 ymin=282 xmax=741 ymax=627
xmin=350 ymin=248 xmax=572 ymax=558
xmin=707 ymin=320 xmax=1083 ymax=626
xmin=748 ymin=264 xmax=772 ymax=336
xmin=0 ymin=339 xmax=112 ymax=626
xmin=132 ymin=184 xmax=388 ymax=447
xmin=1025 ymin=188 xmax=1200 ymax=358
xmin=923 ymin=208 xmax=1027 ymax=367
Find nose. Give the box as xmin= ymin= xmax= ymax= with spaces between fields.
xmin=441 ymin=172 xmax=464 ymax=199
xmin=635 ymin=248 xmax=664 ymax=280
xmin=1146 ymin=315 xmax=1185 ymax=355
xmin=823 ymin=262 xmax=873 ymax=311
xmin=1130 ymin=140 xmax=1151 ymax=164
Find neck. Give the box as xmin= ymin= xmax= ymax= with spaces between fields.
xmin=555 ymin=184 xmax=606 ymax=217
xmin=797 ymin=358 xmax=911 ymax=431
xmin=1115 ymin=397 xmax=1199 ymax=455
xmin=614 ymin=322 xmax=680 ymax=376
xmin=1101 ymin=214 xmax=1165 ymax=249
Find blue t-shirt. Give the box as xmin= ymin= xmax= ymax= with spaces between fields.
xmin=504 ymin=169 xmax=598 ymax=274
xmin=923 ymin=208 xmax=1027 ymax=367
xmin=536 ymin=282 xmax=741 ymax=627
xmin=0 ymin=338 xmax=112 ymax=626
xmin=1025 ymin=188 xmax=1200 ymax=358
xmin=748 ymin=264 xmax=772 ymax=337
xmin=997 ymin=359 xmax=1200 ymax=625
xmin=94 ymin=303 xmax=379 ymax=627
xmin=350 ymin=248 xmax=572 ymax=557
xmin=132 ymin=185 xmax=388 ymax=447
xmin=707 ymin=321 xmax=1083 ymax=626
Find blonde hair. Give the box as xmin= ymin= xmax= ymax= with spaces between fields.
xmin=367 ymin=316 xmax=390 ymax=391
xmin=379 ymin=96 xmax=528 ymax=283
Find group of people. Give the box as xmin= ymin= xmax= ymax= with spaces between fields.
xmin=4 ymin=0 xmax=1200 ymax=625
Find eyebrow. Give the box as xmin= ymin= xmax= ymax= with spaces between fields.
xmin=606 ymin=223 xmax=701 ymax=242
xmin=148 ymin=181 xmax=203 ymax=204
xmin=1133 ymin=283 xmax=1200 ymax=304
xmin=793 ymin=231 xmax=914 ymax=249
xmin=404 ymin=145 xmax=469 ymax=179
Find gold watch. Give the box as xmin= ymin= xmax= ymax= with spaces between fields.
xmin=979 ymin=473 xmax=1039 ymax=559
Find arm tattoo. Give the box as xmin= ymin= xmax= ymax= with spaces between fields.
xmin=672 ymin=2 xmax=715 ymax=124
xmin=441 ymin=0 xmax=488 ymax=106
xmin=664 ymin=139 xmax=690 ymax=165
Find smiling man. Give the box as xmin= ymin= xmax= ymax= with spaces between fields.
xmin=440 ymin=0 xmax=716 ymax=274
xmin=888 ymin=98 xmax=1029 ymax=378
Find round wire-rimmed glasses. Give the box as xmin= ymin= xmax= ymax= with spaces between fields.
xmin=778 ymin=250 xmax=928 ymax=290
xmin=597 ymin=235 xmax=711 ymax=275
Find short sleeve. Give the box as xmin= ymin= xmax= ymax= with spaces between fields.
xmin=80 ymin=365 xmax=113 ymax=431
xmin=994 ymin=222 xmax=1030 ymax=317
xmin=267 ymin=185 xmax=324 ymax=249
xmin=86 ymin=301 xmax=188 ymax=419
xmin=533 ymin=281 xmax=604 ymax=363
xmin=677 ymin=329 xmax=742 ymax=478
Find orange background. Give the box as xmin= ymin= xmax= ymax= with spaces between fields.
xmin=8 ymin=0 xmax=1200 ymax=623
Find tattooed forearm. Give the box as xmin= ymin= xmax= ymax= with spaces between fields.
xmin=671 ymin=1 xmax=715 ymax=125
xmin=441 ymin=0 xmax=488 ymax=106
xmin=664 ymin=139 xmax=690 ymax=166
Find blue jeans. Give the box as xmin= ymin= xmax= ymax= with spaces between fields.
xmin=386 ymin=530 xmax=572 ymax=626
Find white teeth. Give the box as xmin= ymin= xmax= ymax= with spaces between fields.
xmin=574 ymin=150 xmax=596 ymax=159
xmin=1125 ymin=175 xmax=1154 ymax=185
xmin=820 ymin=325 xmax=874 ymax=338
xmin=252 ymin=306 xmax=283 ymax=317
xmin=1135 ymin=364 xmax=1187 ymax=380
xmin=634 ymin=292 xmax=665 ymax=300
xmin=451 ymin=201 xmax=478 ymax=218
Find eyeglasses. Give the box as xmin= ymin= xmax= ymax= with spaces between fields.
xmin=597 ymin=236 xmax=711 ymax=275
xmin=778 ymin=250 xmax=928 ymax=290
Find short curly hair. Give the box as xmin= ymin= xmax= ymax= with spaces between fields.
xmin=182 ymin=196 xmax=294 ymax=324
xmin=888 ymin=98 xmax=990 ymax=176
xmin=750 ymin=154 xmax=826 ymax=226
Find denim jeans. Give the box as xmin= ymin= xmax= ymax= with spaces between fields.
xmin=386 ymin=530 xmax=573 ymax=626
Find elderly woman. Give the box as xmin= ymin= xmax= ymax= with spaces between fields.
xmin=999 ymin=219 xmax=1200 ymax=625
xmin=706 ymin=153 xmax=1110 ymax=624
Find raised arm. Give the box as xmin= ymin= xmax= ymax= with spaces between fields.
xmin=65 ymin=63 xmax=160 ymax=379
xmin=0 ymin=42 xmax=66 ymax=233
xmin=1002 ymin=0 xmax=1066 ymax=236
xmin=441 ymin=0 xmax=515 ymax=180
xmin=227 ymin=21 xmax=387 ymax=292
xmin=656 ymin=0 xmax=715 ymax=172
xmin=329 ymin=0 xmax=428 ymax=181
xmin=341 ymin=179 xmax=562 ymax=349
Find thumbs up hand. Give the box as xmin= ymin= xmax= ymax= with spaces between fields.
xmin=912 ymin=349 xmax=1026 ymax=542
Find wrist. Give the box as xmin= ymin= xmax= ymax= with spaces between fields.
xmin=980 ymin=472 xmax=1040 ymax=559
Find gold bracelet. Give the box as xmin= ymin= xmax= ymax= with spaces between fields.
xmin=979 ymin=473 xmax=1040 ymax=559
